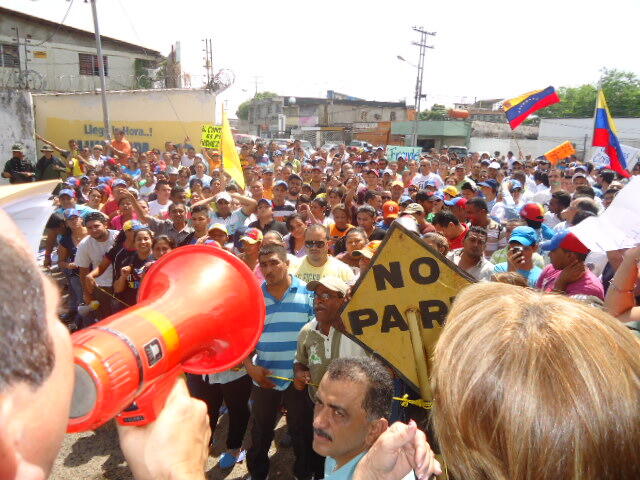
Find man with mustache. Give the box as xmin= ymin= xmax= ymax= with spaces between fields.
xmin=312 ymin=358 xmax=441 ymax=479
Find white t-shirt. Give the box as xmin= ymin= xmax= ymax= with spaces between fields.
xmin=74 ymin=230 xmax=118 ymax=287
xmin=139 ymin=182 xmax=156 ymax=200
xmin=411 ymin=172 xmax=443 ymax=190
xmin=149 ymin=199 xmax=172 ymax=218
xmin=181 ymin=155 xmax=195 ymax=168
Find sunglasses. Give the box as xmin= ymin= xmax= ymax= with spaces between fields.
xmin=305 ymin=240 xmax=326 ymax=248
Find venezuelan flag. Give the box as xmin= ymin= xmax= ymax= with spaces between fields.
xmin=593 ymin=90 xmax=629 ymax=178
xmin=502 ymin=86 xmax=560 ymax=129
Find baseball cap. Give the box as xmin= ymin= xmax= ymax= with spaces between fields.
xmin=382 ymin=201 xmax=400 ymax=219
xmin=352 ymin=240 xmax=382 ymax=259
xmin=488 ymin=161 xmax=501 ymax=169
xmin=399 ymin=195 xmax=413 ymax=206
xmin=572 ymin=172 xmax=587 ymax=181
xmin=274 ymin=180 xmax=288 ymax=189
xmin=478 ymin=179 xmax=499 ymax=191
xmin=63 ymin=208 xmax=80 ymax=219
xmin=167 ymin=166 xmax=179 ymax=175
xmin=443 ymin=185 xmax=459 ymax=197
xmin=123 ymin=219 xmax=142 ymax=231
xmin=257 ymin=198 xmax=273 ymax=208
xmin=59 ymin=189 xmax=75 ymax=198
xmin=431 ymin=191 xmax=445 ymax=202
xmin=65 ymin=177 xmax=79 ymax=187
xmin=510 ymin=179 xmax=523 ymax=190
xmin=306 ymin=276 xmax=350 ymax=297
xmin=509 ymin=226 xmax=537 ymax=246
xmin=520 ymin=203 xmax=545 ymax=222
xmin=540 ymin=230 xmax=590 ymax=255
xmin=444 ymin=197 xmax=467 ymax=208
xmin=241 ymin=228 xmax=264 ymax=245
xmin=215 ymin=191 xmax=232 ymax=203
xmin=402 ymin=203 xmax=425 ymax=215
xmin=112 ymin=179 xmax=127 ymax=187
xmin=391 ymin=180 xmax=404 ymax=188
xmin=208 ymin=223 xmax=228 ymax=235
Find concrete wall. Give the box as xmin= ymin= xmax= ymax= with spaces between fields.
xmin=33 ymin=89 xmax=216 ymax=151
xmin=0 ymin=90 xmax=35 ymax=184
xmin=468 ymin=137 xmax=556 ymax=158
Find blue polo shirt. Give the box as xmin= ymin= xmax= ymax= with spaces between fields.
xmin=255 ymin=275 xmax=314 ymax=390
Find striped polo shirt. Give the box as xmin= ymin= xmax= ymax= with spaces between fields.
xmin=255 ymin=275 xmax=314 ymax=390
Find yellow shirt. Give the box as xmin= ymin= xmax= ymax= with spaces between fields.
xmin=294 ymin=256 xmax=356 ymax=284
xmin=68 ymin=157 xmax=84 ymax=177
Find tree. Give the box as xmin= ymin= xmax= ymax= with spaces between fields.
xmin=236 ymin=91 xmax=278 ymax=120
xmin=418 ymin=103 xmax=447 ymax=120
xmin=538 ymin=68 xmax=640 ymax=118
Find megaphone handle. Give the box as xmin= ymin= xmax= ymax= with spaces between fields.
xmin=116 ymin=366 xmax=184 ymax=427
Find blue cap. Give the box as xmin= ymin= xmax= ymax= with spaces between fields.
xmin=274 ymin=150 xmax=283 ymax=156
xmin=274 ymin=180 xmax=288 ymax=189
xmin=510 ymin=179 xmax=523 ymax=190
xmin=59 ymin=189 xmax=75 ymax=198
xmin=444 ymin=197 xmax=468 ymax=207
xmin=113 ymin=179 xmax=127 ymax=187
xmin=63 ymin=208 xmax=80 ymax=219
xmin=478 ymin=179 xmax=499 ymax=190
xmin=432 ymin=191 xmax=445 ymax=201
xmin=540 ymin=230 xmax=590 ymax=254
xmin=425 ymin=179 xmax=437 ymax=187
xmin=80 ymin=175 xmax=90 ymax=181
xmin=257 ymin=198 xmax=273 ymax=207
xmin=399 ymin=195 xmax=413 ymax=205
xmin=98 ymin=176 xmax=110 ymax=183
xmin=65 ymin=177 xmax=79 ymax=186
xmin=509 ymin=226 xmax=537 ymax=246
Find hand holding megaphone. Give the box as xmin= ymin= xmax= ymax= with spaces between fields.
xmin=68 ymin=245 xmax=265 ymax=432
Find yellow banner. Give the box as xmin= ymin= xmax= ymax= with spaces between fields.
xmin=221 ymin=112 xmax=245 ymax=189
xmin=201 ymin=124 xmax=222 ymax=149
xmin=544 ymin=141 xmax=576 ymax=164
xmin=339 ymin=223 xmax=473 ymax=399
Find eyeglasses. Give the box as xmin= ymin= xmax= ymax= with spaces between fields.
xmin=315 ymin=292 xmax=341 ymax=301
xmin=305 ymin=240 xmax=326 ymax=248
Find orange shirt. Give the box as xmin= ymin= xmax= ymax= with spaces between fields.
xmin=111 ymin=138 xmax=132 ymax=163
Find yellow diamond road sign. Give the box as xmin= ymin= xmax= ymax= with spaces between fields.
xmin=339 ymin=223 xmax=474 ymax=399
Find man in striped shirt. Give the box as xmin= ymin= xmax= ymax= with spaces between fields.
xmin=244 ymin=243 xmax=320 ymax=480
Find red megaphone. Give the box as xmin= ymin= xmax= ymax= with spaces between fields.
xmin=67 ymin=245 xmax=265 ymax=432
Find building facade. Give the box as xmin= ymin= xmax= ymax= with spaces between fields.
xmin=247 ymin=92 xmax=409 ymax=145
xmin=0 ymin=6 xmax=165 ymax=92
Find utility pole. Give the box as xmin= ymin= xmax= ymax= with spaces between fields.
xmin=202 ymin=38 xmax=213 ymax=88
xmin=411 ymin=26 xmax=435 ymax=147
xmin=90 ymin=0 xmax=111 ymax=140
xmin=252 ymin=75 xmax=262 ymax=96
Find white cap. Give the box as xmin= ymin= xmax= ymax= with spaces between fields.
xmin=488 ymin=161 xmax=501 ymax=169
xmin=306 ymin=276 xmax=350 ymax=297
xmin=215 ymin=191 xmax=232 ymax=203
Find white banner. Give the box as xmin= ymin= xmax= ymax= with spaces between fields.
xmin=385 ymin=146 xmax=422 ymax=162
xmin=589 ymin=144 xmax=640 ymax=170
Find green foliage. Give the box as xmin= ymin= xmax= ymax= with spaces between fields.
xmin=236 ymin=91 xmax=278 ymax=120
xmin=539 ymin=68 xmax=640 ymax=118
xmin=418 ymin=103 xmax=447 ymax=120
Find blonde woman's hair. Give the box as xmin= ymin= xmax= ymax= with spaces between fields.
xmin=432 ymin=282 xmax=640 ymax=480
xmin=490 ymin=271 xmax=528 ymax=287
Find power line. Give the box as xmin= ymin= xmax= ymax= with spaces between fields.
xmin=32 ymin=0 xmax=75 ymax=47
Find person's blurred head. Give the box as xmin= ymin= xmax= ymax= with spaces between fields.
xmin=463 ymin=226 xmax=487 ymax=259
xmin=307 ymin=277 xmax=350 ymax=325
xmin=133 ymin=228 xmax=153 ymax=254
xmin=490 ymin=271 xmax=528 ymax=287
xmin=190 ymin=205 xmax=210 ymax=234
xmin=168 ymin=202 xmax=187 ymax=225
xmin=561 ymin=197 xmax=598 ymax=224
xmin=312 ymin=358 xmax=392 ymax=467
xmin=433 ymin=282 xmax=640 ymax=480
xmin=422 ymin=232 xmax=449 ymax=256
xmin=345 ymin=227 xmax=368 ymax=256
xmin=356 ymin=205 xmax=377 ymax=232
xmin=549 ymin=190 xmax=571 ymax=215
xmin=464 ymin=198 xmax=489 ymax=226
xmin=155 ymin=180 xmax=171 ymax=202
xmin=258 ymin=244 xmax=290 ymax=287
xmin=0 ymin=211 xmax=73 ymax=478
xmin=432 ymin=211 xmax=462 ymax=241
xmin=286 ymin=213 xmax=307 ymax=239
xmin=541 ymin=231 xmax=590 ymax=270
xmin=305 ymin=224 xmax=329 ymax=265
xmin=84 ymin=212 xmax=109 ymax=240
xmin=262 ymin=230 xmax=285 ymax=247
xmin=152 ymin=235 xmax=175 ymax=258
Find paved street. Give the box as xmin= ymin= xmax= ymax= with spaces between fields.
xmin=51 ymin=416 xmax=295 ymax=480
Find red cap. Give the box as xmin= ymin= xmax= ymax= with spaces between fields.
xmin=520 ymin=203 xmax=545 ymax=222
xmin=383 ymin=201 xmax=400 ymax=219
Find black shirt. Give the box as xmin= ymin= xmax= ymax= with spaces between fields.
xmin=369 ymin=227 xmax=387 ymax=241
xmin=247 ymin=219 xmax=288 ymax=236
xmin=3 ymin=156 xmax=35 ymax=183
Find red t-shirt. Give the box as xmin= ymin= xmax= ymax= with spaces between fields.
xmin=449 ymin=223 xmax=469 ymax=250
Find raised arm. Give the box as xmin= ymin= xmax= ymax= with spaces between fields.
xmin=604 ymin=246 xmax=640 ymax=322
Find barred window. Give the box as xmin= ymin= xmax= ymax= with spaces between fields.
xmin=78 ymin=53 xmax=108 ymax=76
xmin=0 ymin=44 xmax=19 ymax=68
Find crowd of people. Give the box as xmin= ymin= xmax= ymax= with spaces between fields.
xmin=3 ymin=129 xmax=640 ymax=480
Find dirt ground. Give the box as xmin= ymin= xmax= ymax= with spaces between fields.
xmin=51 ymin=415 xmax=295 ymax=480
